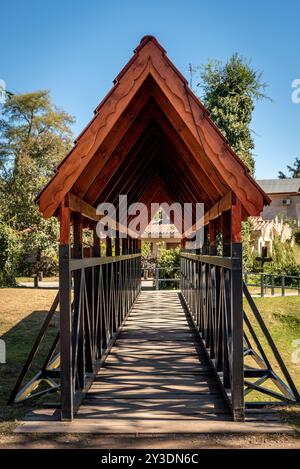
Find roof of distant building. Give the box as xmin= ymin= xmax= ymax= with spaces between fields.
xmin=256 ymin=178 xmax=300 ymax=194
xmin=143 ymin=221 xmax=181 ymax=237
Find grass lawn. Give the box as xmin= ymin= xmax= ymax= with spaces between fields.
xmin=244 ymin=295 xmax=300 ymax=429
xmin=0 ymin=288 xmax=299 ymax=435
xmin=0 ymin=288 xmax=59 ymax=433
xmin=16 ymin=276 xmax=59 ymax=283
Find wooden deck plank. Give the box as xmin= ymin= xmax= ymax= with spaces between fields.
xmin=16 ymin=291 xmax=293 ymax=434
xmin=100 ymin=365 xmax=212 ymax=373
xmin=17 ymin=418 xmax=292 ymax=434
xmin=80 ymin=397 xmax=228 ymax=413
xmin=17 ymin=291 xmax=233 ymax=433
xmin=81 ymin=290 xmax=229 ymax=429
xmin=92 ymin=374 xmax=217 ymax=383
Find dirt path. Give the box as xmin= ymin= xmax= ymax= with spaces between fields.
xmin=0 ymin=433 xmax=299 ymax=449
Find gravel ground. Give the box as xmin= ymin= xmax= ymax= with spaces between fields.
xmin=0 ymin=432 xmax=300 ymax=449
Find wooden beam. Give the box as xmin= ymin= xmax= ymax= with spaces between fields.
xmin=183 ymin=191 xmax=233 ymax=238
xmin=59 ymin=195 xmax=71 ymax=245
xmin=208 ymin=218 xmax=217 ymax=255
xmin=221 ymin=210 xmax=231 ymax=257
xmin=68 ymin=193 xmax=138 ymax=239
xmin=69 ymin=193 xmax=98 ymax=222
xmin=92 ymin=223 xmax=101 ymax=257
xmin=83 ymin=105 xmax=155 ymax=204
xmin=206 ymin=191 xmax=233 ymax=224
xmin=231 ymin=194 xmax=242 ymax=244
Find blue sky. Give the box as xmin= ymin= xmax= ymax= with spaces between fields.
xmin=1 ymin=0 xmax=299 ymax=179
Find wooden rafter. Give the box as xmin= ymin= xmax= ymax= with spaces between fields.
xmin=37 ymin=36 xmax=270 ymax=226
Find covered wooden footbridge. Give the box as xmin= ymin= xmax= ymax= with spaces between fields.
xmin=10 ymin=36 xmax=299 ymax=430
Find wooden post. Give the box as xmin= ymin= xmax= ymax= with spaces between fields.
xmin=230 ymin=196 xmax=244 ymax=421
xmin=155 ymin=267 xmax=159 ymax=291
xmin=203 ymin=225 xmax=209 ymax=255
xmin=92 ymin=222 xmax=101 ymax=359
xmin=92 ymin=224 xmax=101 ymax=257
xmin=209 ymin=219 xmax=217 ymax=255
xmin=128 ymin=236 xmax=132 ymax=254
xmin=115 ymin=231 xmax=120 ymax=256
xmin=221 ymin=210 xmax=231 ymax=257
xmin=59 ymin=195 xmax=73 ymax=421
xmin=281 ymin=275 xmax=285 ymax=296
xmin=261 ymin=274 xmax=265 ymax=298
xmin=73 ymin=213 xmax=85 ymax=390
xmin=271 ymin=274 xmax=275 ymax=296
xmin=122 ymin=237 xmax=128 ymax=255
xmin=106 ymin=236 xmax=112 ymax=257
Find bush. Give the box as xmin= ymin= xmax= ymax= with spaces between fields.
xmin=157 ymin=246 xmax=181 ymax=289
xmin=242 ymin=220 xmax=257 ymax=271
xmin=0 ymin=221 xmax=20 ymax=286
xmin=294 ymin=229 xmax=300 ymax=245
xmin=158 ymin=246 xmax=181 ymax=272
xmin=263 ymin=237 xmax=300 ymax=285
xmin=16 ymin=218 xmax=59 ymax=277
xmin=141 ymin=241 xmax=157 ymax=271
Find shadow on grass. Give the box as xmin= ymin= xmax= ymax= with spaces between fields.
xmin=0 ymin=309 xmax=59 ymax=431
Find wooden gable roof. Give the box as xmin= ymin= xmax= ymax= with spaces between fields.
xmin=37 ymin=35 xmax=270 ymax=222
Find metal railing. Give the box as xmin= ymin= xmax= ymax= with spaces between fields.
xmin=9 ymin=253 xmax=142 ymax=420
xmin=142 ymin=267 xmax=180 ymax=290
xmin=243 ymin=282 xmax=300 ymax=405
xmin=244 ymin=272 xmax=300 ymax=297
xmin=180 ymin=252 xmax=244 ymax=421
xmin=179 ymin=253 xmax=300 ymax=414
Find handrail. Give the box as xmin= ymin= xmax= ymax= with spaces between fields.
xmin=243 ymin=281 xmax=300 ymax=403
xmin=69 ymin=253 xmax=141 ymax=271
xmin=180 ymin=251 xmax=244 ymax=421
xmin=8 ymin=293 xmax=60 ymax=404
xmin=181 ymin=252 xmax=233 ymax=268
xmin=9 ymin=253 xmax=142 ymax=417
xmin=244 ymin=271 xmax=300 ymax=296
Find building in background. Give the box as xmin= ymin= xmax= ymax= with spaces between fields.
xmin=142 ymin=219 xmax=181 ymax=256
xmin=248 ymin=216 xmax=293 ymax=254
xmin=257 ymin=179 xmax=300 ymax=226
xmin=248 ymin=178 xmax=300 ymax=254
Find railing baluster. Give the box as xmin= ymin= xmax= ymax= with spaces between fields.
xmin=59 ymin=244 xmax=73 ymax=421
xmin=180 ymin=251 xmax=244 ymax=422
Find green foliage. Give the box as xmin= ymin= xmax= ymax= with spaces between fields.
xmin=158 ymin=246 xmax=181 ymax=270
xmin=0 ymin=219 xmax=20 ymax=286
xmin=141 ymin=241 xmax=152 ymax=260
xmin=0 ymin=90 xmax=74 ymax=226
xmin=242 ymin=219 xmax=257 ymax=271
xmin=157 ymin=246 xmax=181 ymax=290
xmin=294 ymin=229 xmax=300 ymax=245
xmin=199 ymin=54 xmax=268 ymax=174
xmin=278 ymin=156 xmax=300 ymax=179
xmin=0 ymin=90 xmax=74 ymax=284
xmin=141 ymin=241 xmax=156 ymax=270
xmin=264 ymin=238 xmax=300 ymax=277
xmin=17 ymin=218 xmax=59 ymax=276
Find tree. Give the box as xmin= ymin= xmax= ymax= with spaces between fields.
xmin=198 ymin=54 xmax=268 ymax=174
xmin=0 ymin=215 xmax=20 ymax=286
xmin=0 ymin=90 xmax=74 ymax=280
xmin=278 ymin=157 xmax=300 ymax=179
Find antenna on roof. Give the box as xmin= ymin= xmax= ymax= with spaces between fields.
xmin=187 ymin=63 xmax=196 ymax=89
